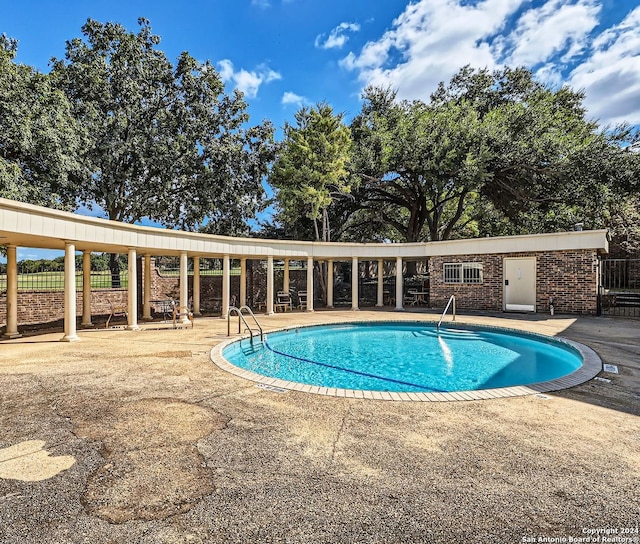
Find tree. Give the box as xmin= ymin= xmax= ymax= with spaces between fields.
xmin=50 ymin=18 xmax=275 ymax=283
xmin=349 ymin=67 xmax=634 ymax=245
xmin=349 ymin=86 xmax=488 ymax=243
xmin=269 ymin=103 xmax=352 ymax=243
xmin=0 ymin=34 xmax=86 ymax=208
xmin=51 ymin=18 xmax=275 ymax=231
xmin=268 ymin=103 xmax=352 ymax=303
xmin=593 ymin=136 xmax=640 ymax=255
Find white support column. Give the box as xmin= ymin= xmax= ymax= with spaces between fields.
xmin=283 ymin=259 xmax=290 ymax=292
xmin=395 ymin=256 xmax=404 ymax=311
xmin=376 ymin=259 xmax=384 ymax=307
xmin=127 ymin=248 xmax=140 ymax=330
xmin=240 ymin=258 xmax=247 ymax=307
xmin=306 ymin=257 xmax=314 ymax=312
xmin=3 ymin=245 xmax=20 ymax=339
xmin=81 ymin=251 xmax=93 ymax=327
xmin=61 ymin=242 xmax=79 ymax=341
xmin=142 ymin=254 xmax=152 ymax=320
xmin=327 ymin=260 xmax=334 ymax=308
xmin=221 ymin=254 xmax=231 ymax=319
xmin=193 ymin=256 xmax=201 ymax=315
xmin=179 ymin=252 xmax=189 ymax=319
xmin=266 ymin=256 xmax=275 ymax=315
xmin=173 ymin=252 xmax=189 ymax=324
xmin=351 ymin=256 xmax=359 ymax=311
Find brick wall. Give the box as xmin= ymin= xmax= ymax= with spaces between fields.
xmin=0 ymin=257 xmax=313 ymax=329
xmin=536 ymin=251 xmax=598 ymax=314
xmin=149 ymin=261 xmax=309 ymax=311
xmin=0 ymin=289 xmax=127 ymax=327
xmin=1 ymin=250 xmax=601 ymax=330
xmin=429 ymin=255 xmax=502 ymax=311
xmin=429 ymin=250 xmax=598 ymax=315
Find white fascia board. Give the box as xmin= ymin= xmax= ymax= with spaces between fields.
xmin=424 ymin=231 xmax=609 ymax=257
xmin=0 ymin=198 xmax=609 ymax=258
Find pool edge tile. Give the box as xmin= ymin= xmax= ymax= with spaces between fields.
xmin=211 ymin=323 xmax=603 ymax=403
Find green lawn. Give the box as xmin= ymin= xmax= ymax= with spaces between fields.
xmin=0 ymin=271 xmax=129 ymax=291
xmin=0 ymin=264 xmax=307 ymax=291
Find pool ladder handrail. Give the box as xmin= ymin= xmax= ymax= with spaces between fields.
xmin=437 ymin=295 xmax=456 ymax=331
xmin=228 ymin=305 xmax=264 ymax=344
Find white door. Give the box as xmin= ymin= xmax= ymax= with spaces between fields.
xmin=504 ymin=257 xmax=536 ymax=312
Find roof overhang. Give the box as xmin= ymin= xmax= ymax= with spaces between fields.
xmin=0 ymin=198 xmax=609 ymax=259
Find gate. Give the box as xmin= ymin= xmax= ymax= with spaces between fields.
xmin=599 ymin=259 xmax=640 ymax=317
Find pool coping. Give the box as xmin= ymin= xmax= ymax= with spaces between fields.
xmin=209 ymin=320 xmax=603 ymax=402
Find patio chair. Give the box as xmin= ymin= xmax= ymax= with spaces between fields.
xmin=276 ymin=291 xmax=293 ymax=312
xmin=172 ymin=300 xmax=194 ymax=329
xmin=106 ymin=300 xmax=128 ymax=328
xmin=403 ymin=290 xmax=418 ymax=306
xmin=297 ymin=290 xmax=307 ymax=310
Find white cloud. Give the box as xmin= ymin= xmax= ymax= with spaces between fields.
xmin=217 ymin=59 xmax=235 ymax=82
xmin=315 ymin=22 xmax=361 ymax=50
xmin=217 ymin=60 xmax=281 ymax=98
xmin=534 ymin=63 xmax=564 ymax=87
xmin=568 ymin=6 xmax=640 ymax=125
xmin=340 ymin=0 xmax=640 ymax=125
xmin=497 ymin=0 xmax=600 ymax=66
xmin=340 ymin=0 xmax=524 ymax=101
xmin=282 ymin=91 xmax=310 ymax=107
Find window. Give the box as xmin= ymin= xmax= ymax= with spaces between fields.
xmin=443 ymin=262 xmax=483 ymax=284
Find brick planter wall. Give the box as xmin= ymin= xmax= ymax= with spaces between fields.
xmin=429 ymin=249 xmax=598 ymax=315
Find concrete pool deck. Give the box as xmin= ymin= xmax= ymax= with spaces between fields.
xmin=1 ymin=309 xmax=639 ymax=543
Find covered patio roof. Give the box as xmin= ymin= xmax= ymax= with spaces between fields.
xmin=0 ymin=197 xmax=609 ymax=259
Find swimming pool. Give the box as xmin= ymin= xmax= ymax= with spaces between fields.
xmin=213 ymin=321 xmax=602 ymax=401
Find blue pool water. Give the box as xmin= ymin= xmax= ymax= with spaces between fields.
xmin=222 ymin=322 xmax=583 ymax=393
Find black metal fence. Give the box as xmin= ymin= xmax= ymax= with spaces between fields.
xmin=600 ymin=259 xmax=640 ymax=317
xmin=0 ymin=263 xmax=128 ymax=292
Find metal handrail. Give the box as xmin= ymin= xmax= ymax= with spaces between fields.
xmin=240 ymin=305 xmax=264 ymax=341
xmin=227 ymin=305 xmax=264 ymax=343
xmin=437 ymin=295 xmax=456 ymax=331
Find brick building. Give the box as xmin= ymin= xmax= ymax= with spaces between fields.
xmin=1 ymin=198 xmax=609 ymax=339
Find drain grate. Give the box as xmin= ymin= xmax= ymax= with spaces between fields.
xmin=603 ymin=364 xmax=619 ymax=374
xmin=594 ymin=376 xmax=612 ymax=383
xmin=256 ymin=383 xmax=288 ymax=394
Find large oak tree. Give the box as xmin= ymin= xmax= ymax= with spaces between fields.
xmin=0 ymin=35 xmax=86 ymax=209
xmin=51 ymin=18 xmax=275 ymax=232
xmin=348 ymin=67 xmax=637 ymax=245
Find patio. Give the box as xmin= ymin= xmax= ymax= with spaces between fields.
xmin=0 ymin=309 xmax=638 ymax=542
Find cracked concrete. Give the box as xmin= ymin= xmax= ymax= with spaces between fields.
xmin=0 ymin=309 xmax=639 ymax=543
xmin=73 ymin=398 xmax=228 ymax=523
xmin=329 ymin=406 xmax=350 ymax=464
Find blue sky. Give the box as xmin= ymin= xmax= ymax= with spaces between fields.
xmin=2 ymin=0 xmax=639 ymax=260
